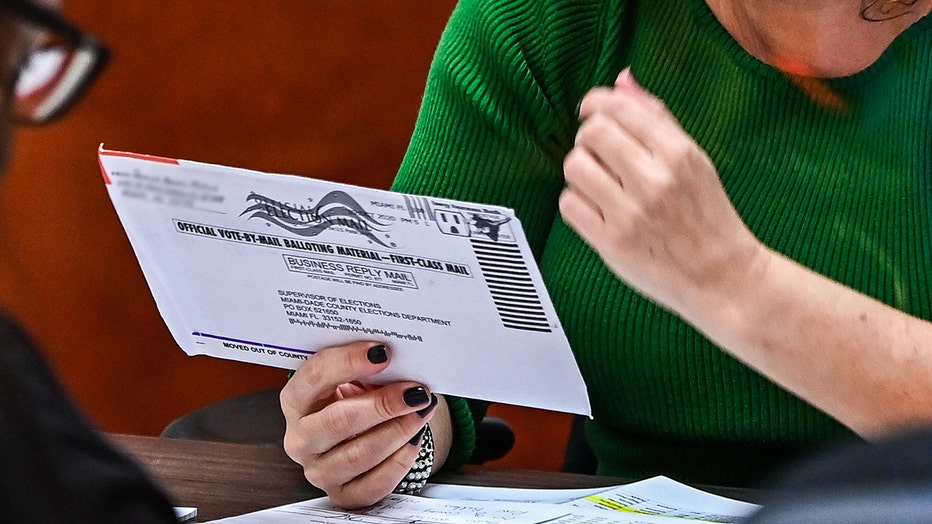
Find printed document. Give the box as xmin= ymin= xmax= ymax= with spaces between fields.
xmin=207 ymin=477 xmax=761 ymax=523
xmin=98 ymin=147 xmax=590 ymax=415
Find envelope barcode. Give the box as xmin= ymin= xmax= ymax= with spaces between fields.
xmin=471 ymin=238 xmax=552 ymax=333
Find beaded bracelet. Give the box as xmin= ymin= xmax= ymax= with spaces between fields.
xmin=393 ymin=424 xmax=434 ymax=495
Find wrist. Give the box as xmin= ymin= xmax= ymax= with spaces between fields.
xmin=685 ymin=243 xmax=778 ymax=352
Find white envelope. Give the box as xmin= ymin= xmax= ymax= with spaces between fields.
xmin=99 ymin=147 xmax=590 ymax=415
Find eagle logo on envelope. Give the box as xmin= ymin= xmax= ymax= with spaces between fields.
xmin=435 ymin=210 xmax=512 ymax=242
xmin=240 ymin=190 xmax=396 ymax=248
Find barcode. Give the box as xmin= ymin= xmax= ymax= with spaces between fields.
xmin=471 ymin=238 xmax=552 ymax=333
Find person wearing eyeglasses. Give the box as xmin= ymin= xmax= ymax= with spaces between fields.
xmin=0 ymin=1 xmax=177 ymax=522
xmin=280 ymin=0 xmax=932 ymax=511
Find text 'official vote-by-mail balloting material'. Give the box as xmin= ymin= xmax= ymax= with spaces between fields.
xmin=98 ymin=146 xmax=590 ymax=416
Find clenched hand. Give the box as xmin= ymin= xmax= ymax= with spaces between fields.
xmin=560 ymin=69 xmax=771 ymax=324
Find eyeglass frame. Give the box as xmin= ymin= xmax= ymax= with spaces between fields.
xmin=3 ymin=0 xmax=110 ymax=124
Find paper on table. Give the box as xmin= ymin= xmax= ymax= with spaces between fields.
xmin=98 ymin=147 xmax=589 ymax=415
xmin=207 ymin=495 xmax=575 ymax=524
xmin=207 ymin=493 xmax=731 ymax=524
xmin=206 ymin=478 xmax=760 ymax=524
xmin=420 ymin=483 xmax=615 ymax=503
xmin=421 ymin=477 xmax=760 ymax=523
xmin=564 ymin=476 xmax=760 ymax=523
xmin=173 ymin=507 xmax=197 ymax=522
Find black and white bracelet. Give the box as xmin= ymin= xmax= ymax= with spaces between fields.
xmin=393 ymin=424 xmax=434 ymax=495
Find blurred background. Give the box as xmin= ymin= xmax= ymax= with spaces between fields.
xmin=0 ymin=1 xmax=573 ymax=471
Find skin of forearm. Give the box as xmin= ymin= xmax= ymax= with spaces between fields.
xmin=688 ymin=247 xmax=932 ymax=438
xmin=429 ymin=395 xmax=453 ymax=471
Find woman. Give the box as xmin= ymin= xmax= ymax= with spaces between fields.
xmin=281 ymin=0 xmax=932 ymax=508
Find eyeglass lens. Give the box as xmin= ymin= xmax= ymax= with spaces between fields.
xmin=14 ymin=35 xmax=103 ymax=124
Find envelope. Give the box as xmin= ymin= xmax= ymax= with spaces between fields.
xmin=99 ymin=147 xmax=590 ymax=415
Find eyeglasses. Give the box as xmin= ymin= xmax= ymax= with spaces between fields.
xmin=5 ymin=0 xmax=110 ymax=124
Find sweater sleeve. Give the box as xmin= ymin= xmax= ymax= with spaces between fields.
xmin=392 ymin=0 xmax=622 ymax=469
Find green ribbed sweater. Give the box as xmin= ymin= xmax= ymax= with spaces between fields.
xmin=392 ymin=0 xmax=932 ymax=486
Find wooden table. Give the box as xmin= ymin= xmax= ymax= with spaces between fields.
xmin=110 ymin=434 xmax=761 ymax=522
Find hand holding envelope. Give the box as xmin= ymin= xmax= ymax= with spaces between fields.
xmin=279 ymin=340 xmax=444 ymax=508
xmin=99 ymin=147 xmax=592 ymax=508
xmin=100 ymin=147 xmax=594 ymax=507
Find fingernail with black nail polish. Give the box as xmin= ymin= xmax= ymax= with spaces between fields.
xmin=367 ymin=344 xmax=387 ymax=364
xmin=403 ymin=386 xmax=430 ymax=407
xmin=408 ymin=425 xmax=426 ymax=446
xmin=416 ymin=394 xmax=438 ymax=417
